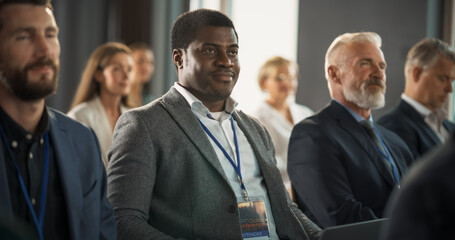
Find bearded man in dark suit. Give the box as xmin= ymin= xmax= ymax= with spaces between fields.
xmin=288 ymin=32 xmax=413 ymax=228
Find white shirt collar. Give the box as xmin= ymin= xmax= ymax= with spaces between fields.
xmin=401 ymin=94 xmax=449 ymax=141
xmin=173 ymin=82 xmax=239 ymax=118
xmin=401 ymin=94 xmax=432 ymax=117
xmin=332 ymin=99 xmax=373 ymax=122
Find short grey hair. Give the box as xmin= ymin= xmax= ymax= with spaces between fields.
xmin=404 ymin=38 xmax=455 ymax=80
xmin=324 ymin=32 xmax=382 ymax=81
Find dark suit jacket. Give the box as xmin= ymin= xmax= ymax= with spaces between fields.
xmin=0 ymin=108 xmax=117 ymax=240
xmin=383 ymin=131 xmax=455 ymax=240
xmin=377 ymin=99 xmax=455 ymax=161
xmin=107 ymin=87 xmax=321 ymax=240
xmin=288 ymin=101 xmax=412 ymax=228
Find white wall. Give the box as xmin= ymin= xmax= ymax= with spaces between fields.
xmin=231 ymin=0 xmax=299 ymax=114
xmin=190 ymin=0 xmax=299 ymax=114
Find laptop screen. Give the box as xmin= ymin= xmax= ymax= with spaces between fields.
xmin=320 ymin=218 xmax=387 ymax=240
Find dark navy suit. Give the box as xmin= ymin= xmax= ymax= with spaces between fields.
xmin=383 ymin=131 xmax=455 ymax=240
xmin=377 ymin=99 xmax=455 ymax=161
xmin=0 ymin=108 xmax=117 ymax=240
xmin=288 ymin=101 xmax=412 ymax=228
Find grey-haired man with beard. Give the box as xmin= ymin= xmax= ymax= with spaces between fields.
xmin=288 ymin=32 xmax=413 ymax=228
xmin=0 ymin=0 xmax=117 ymax=239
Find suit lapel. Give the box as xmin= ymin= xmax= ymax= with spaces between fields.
xmin=378 ymin=128 xmax=407 ymax=178
xmin=400 ymin=100 xmax=440 ymax=145
xmin=47 ymin=109 xmax=80 ymax=238
xmin=232 ymin=111 xmax=277 ymax=185
xmin=232 ymin=110 xmax=292 ymax=227
xmin=328 ymin=102 xmax=397 ymax=186
xmin=443 ymin=119 xmax=455 ymax=133
xmin=232 ymin=112 xmax=265 ymax=162
xmin=160 ymin=87 xmax=230 ymax=183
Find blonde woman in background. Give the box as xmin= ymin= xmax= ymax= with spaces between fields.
xmin=129 ymin=42 xmax=156 ymax=107
xmin=68 ymin=42 xmax=134 ymax=167
xmin=252 ymin=56 xmax=314 ymax=195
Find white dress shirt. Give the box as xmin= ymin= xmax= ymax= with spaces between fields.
xmin=68 ymin=95 xmax=130 ymax=167
xmin=174 ymin=83 xmax=278 ymax=240
xmin=251 ymin=100 xmax=313 ymax=190
xmin=401 ymin=94 xmax=450 ymax=142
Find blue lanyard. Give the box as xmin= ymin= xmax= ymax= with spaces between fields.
xmin=371 ymin=125 xmax=400 ymax=184
xmin=0 ymin=122 xmax=49 ymax=240
xmin=196 ymin=115 xmax=249 ymax=201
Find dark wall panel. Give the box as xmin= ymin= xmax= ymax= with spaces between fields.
xmin=120 ymin=0 xmax=152 ymax=45
xmin=47 ymin=0 xmax=189 ymax=112
xmin=47 ymin=0 xmax=110 ymax=112
xmin=297 ymin=0 xmax=431 ymax=118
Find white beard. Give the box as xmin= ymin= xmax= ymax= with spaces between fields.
xmin=343 ymin=79 xmax=386 ymax=110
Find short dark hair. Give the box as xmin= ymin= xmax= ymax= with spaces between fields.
xmin=0 ymin=0 xmax=51 ymax=9
xmin=171 ymin=8 xmax=238 ymax=51
xmin=0 ymin=0 xmax=52 ymax=30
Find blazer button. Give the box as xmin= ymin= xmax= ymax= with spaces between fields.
xmin=227 ymin=205 xmax=236 ymax=213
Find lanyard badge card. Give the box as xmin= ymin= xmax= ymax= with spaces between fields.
xmin=197 ymin=116 xmax=270 ymax=239
xmin=238 ymin=198 xmax=270 ymax=239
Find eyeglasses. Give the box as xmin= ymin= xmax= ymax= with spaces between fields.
xmin=275 ymin=73 xmax=297 ymax=82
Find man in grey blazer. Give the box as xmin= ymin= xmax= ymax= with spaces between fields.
xmin=107 ymin=9 xmax=321 ymax=240
xmin=0 ymin=0 xmax=117 ymax=239
xmin=377 ymin=38 xmax=455 ymax=160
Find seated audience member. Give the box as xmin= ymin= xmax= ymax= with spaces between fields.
xmin=288 ymin=32 xmax=412 ymax=228
xmin=68 ymin=42 xmax=134 ymax=167
xmin=251 ymin=56 xmax=313 ymax=194
xmin=129 ymin=42 xmax=156 ymax=107
xmin=0 ymin=0 xmax=117 ymax=239
xmin=382 ymin=131 xmax=455 ymax=240
xmin=377 ymin=38 xmax=455 ymax=160
xmin=107 ymin=9 xmax=321 ymax=240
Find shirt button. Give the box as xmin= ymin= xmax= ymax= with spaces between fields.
xmin=26 ymin=134 xmax=32 ymax=140
xmin=227 ymin=205 xmax=236 ymax=213
xmin=29 ymin=153 xmax=33 ymax=159
xmin=11 ymin=141 xmax=18 ymax=148
xmin=40 ymin=138 xmax=44 ymax=145
xmin=31 ymin=198 xmax=36 ymax=205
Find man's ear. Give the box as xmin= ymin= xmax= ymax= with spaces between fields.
xmin=172 ymin=49 xmax=184 ymax=69
xmin=411 ymin=66 xmax=423 ymax=83
xmin=328 ymin=65 xmax=341 ymax=84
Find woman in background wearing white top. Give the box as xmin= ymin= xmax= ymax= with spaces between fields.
xmin=68 ymin=42 xmax=134 ymax=167
xmin=251 ymin=56 xmax=314 ymax=197
xmin=129 ymin=42 xmax=156 ymax=107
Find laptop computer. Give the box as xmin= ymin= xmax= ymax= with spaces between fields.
xmin=320 ymin=218 xmax=387 ymax=240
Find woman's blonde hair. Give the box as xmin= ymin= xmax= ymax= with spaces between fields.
xmin=70 ymin=42 xmax=133 ymax=109
xmin=257 ymin=56 xmax=298 ymax=91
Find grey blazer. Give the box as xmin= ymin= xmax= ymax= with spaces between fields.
xmin=107 ymin=87 xmax=320 ymax=240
